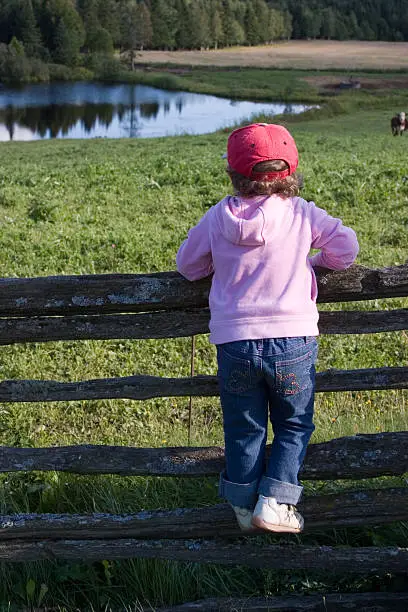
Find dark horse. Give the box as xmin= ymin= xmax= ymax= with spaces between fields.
xmin=391 ymin=112 xmax=406 ymax=136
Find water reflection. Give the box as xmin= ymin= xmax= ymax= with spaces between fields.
xmin=0 ymin=82 xmax=312 ymax=141
xmin=139 ymin=102 xmax=160 ymax=119
xmin=1 ymin=103 xmax=128 ymax=140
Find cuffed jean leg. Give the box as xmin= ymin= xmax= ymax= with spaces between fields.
xmin=219 ymin=471 xmax=259 ymax=509
xmin=258 ymin=476 xmax=303 ymax=505
xmin=217 ymin=343 xmax=269 ymax=508
xmin=263 ymin=392 xmax=315 ymax=504
xmin=262 ymin=339 xmax=317 ymax=505
xmin=266 ymin=386 xmax=315 ymax=498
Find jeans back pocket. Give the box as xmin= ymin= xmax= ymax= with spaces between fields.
xmin=275 ymin=344 xmax=317 ymax=397
xmin=217 ymin=345 xmax=254 ymax=394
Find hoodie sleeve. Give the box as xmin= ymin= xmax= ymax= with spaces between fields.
xmin=176 ymin=208 xmax=214 ymax=281
xmin=307 ymin=201 xmax=359 ymax=270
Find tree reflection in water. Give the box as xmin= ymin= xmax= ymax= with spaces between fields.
xmin=0 ymin=85 xmax=310 ymax=140
xmin=139 ymin=102 xmax=160 ymax=119
xmin=0 ymin=102 xmax=143 ymax=140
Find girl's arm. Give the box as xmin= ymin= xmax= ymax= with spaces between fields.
xmin=176 ymin=208 xmax=214 ymax=281
xmin=308 ymin=202 xmax=359 ymax=270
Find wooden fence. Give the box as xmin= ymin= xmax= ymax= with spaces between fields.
xmin=0 ymin=263 xmax=407 ymax=611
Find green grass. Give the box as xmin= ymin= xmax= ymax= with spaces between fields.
xmin=0 ymin=107 xmax=407 ymax=609
xmin=124 ymin=66 xmax=321 ymax=103
xmin=113 ymin=65 xmax=408 ymax=106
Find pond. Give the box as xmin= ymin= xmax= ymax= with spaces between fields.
xmin=0 ymin=81 xmax=311 ymax=141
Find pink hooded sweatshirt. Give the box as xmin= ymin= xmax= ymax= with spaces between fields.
xmin=176 ymin=194 xmax=359 ymax=344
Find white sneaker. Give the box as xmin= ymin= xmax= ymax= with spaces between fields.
xmin=230 ymin=505 xmax=255 ymax=532
xmin=251 ymin=495 xmax=304 ymax=533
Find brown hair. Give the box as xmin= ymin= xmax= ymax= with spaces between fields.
xmin=227 ymin=160 xmax=302 ymax=198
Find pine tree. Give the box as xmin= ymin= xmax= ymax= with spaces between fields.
xmin=245 ymin=3 xmax=261 ymax=46
xmin=282 ymin=10 xmax=292 ymax=40
xmin=0 ymin=37 xmax=30 ymax=84
xmin=77 ymin=0 xmax=114 ymax=53
xmin=209 ymin=1 xmax=224 ymax=49
xmin=120 ymin=0 xmax=152 ymax=67
xmin=320 ymin=7 xmax=336 ymax=39
xmin=221 ymin=0 xmax=239 ymax=46
xmin=230 ymin=18 xmax=245 ymax=45
xmin=359 ymin=20 xmax=376 ymax=40
xmin=174 ymin=0 xmax=191 ymax=49
xmin=150 ymin=0 xmax=177 ymax=50
xmin=120 ymin=0 xmax=138 ymax=66
xmin=287 ymin=2 xmax=302 ymax=39
xmin=97 ymin=0 xmax=121 ymax=45
xmin=53 ymin=17 xmax=75 ymax=64
xmin=78 ymin=0 xmax=100 ymax=51
xmin=14 ymin=0 xmax=42 ymax=56
xmin=38 ymin=0 xmax=85 ymax=64
xmin=234 ymin=0 xmax=246 ymax=30
xmin=87 ymin=25 xmax=113 ymax=53
xmin=137 ymin=1 xmax=153 ymax=50
xmin=187 ymin=1 xmax=210 ymax=49
xmin=268 ymin=8 xmax=287 ymax=41
xmin=198 ymin=0 xmax=211 ymax=49
xmin=348 ymin=11 xmax=362 ymax=39
xmin=334 ymin=15 xmax=349 ymax=40
xmin=300 ymin=6 xmax=321 ymax=39
xmin=253 ymin=0 xmax=270 ymax=43
xmin=377 ymin=17 xmax=390 ymax=39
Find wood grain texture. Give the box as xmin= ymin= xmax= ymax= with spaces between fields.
xmin=1 ymin=537 xmax=406 ymax=571
xmin=0 ymin=308 xmax=406 ymax=344
xmin=0 ymin=488 xmax=407 ymax=542
xmin=0 ymin=431 xmax=406 ymax=479
xmin=0 ymin=366 xmax=406 ymax=403
xmin=0 ymin=264 xmax=406 ymax=317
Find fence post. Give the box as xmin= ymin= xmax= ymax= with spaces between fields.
xmin=188 ymin=335 xmax=196 ymax=445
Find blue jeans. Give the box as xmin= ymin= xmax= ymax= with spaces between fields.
xmin=216 ymin=337 xmax=318 ymax=509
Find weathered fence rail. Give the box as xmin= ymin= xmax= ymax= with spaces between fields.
xmin=0 ymin=366 xmax=407 ymax=403
xmin=0 ymin=263 xmax=406 ymax=317
xmin=2 ymin=538 xmax=408 ymax=573
xmin=1 ymin=307 xmax=407 ymax=345
xmin=1 ymin=487 xmax=408 ymax=542
xmin=1 ymin=431 xmax=407 ymax=478
xmin=0 ymin=263 xmax=407 ymax=609
xmin=156 ymin=593 xmax=408 ymax=612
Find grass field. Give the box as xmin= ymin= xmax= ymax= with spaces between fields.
xmin=0 ymin=88 xmax=407 ymax=608
xmin=135 ymin=40 xmax=408 ymax=71
xmin=121 ymin=63 xmax=408 ymax=108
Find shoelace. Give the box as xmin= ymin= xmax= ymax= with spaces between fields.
xmin=284 ymin=504 xmax=301 ymax=525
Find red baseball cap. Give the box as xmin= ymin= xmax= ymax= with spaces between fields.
xmin=226 ymin=123 xmax=298 ymax=180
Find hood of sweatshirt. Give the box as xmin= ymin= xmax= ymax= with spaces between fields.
xmin=215 ymin=195 xmax=292 ymax=247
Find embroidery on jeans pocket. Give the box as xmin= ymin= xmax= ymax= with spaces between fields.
xmin=275 ymin=350 xmax=314 ymax=396
xmin=218 ymin=345 xmax=252 ymax=393
xmin=276 ymin=371 xmax=301 ymax=395
xmin=226 ymin=367 xmax=251 ymax=393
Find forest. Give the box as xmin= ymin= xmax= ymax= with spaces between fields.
xmin=271 ymin=0 xmax=408 ymax=42
xmin=0 ymin=0 xmax=407 ymax=83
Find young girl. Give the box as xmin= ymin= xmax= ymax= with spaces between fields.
xmin=176 ymin=123 xmax=359 ymax=533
